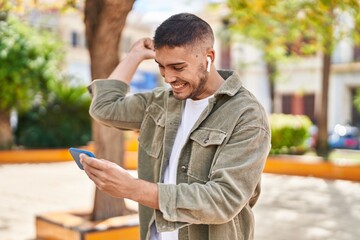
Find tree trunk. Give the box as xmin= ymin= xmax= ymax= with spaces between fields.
xmin=316 ymin=53 xmax=331 ymax=157
xmin=84 ymin=0 xmax=135 ymax=221
xmin=0 ymin=110 xmax=12 ymax=150
xmin=266 ymin=62 xmax=276 ymax=113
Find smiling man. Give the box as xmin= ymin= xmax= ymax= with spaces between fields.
xmin=81 ymin=13 xmax=271 ymax=240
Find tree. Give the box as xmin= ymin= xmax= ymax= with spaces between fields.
xmin=0 ymin=13 xmax=64 ymax=149
xmin=296 ymin=0 xmax=360 ymax=156
xmin=225 ymin=0 xmax=307 ymax=112
xmin=84 ymin=0 xmax=136 ymax=221
xmin=226 ymin=0 xmax=360 ymax=156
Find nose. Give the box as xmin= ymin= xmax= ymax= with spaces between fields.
xmin=164 ymin=75 xmax=177 ymax=84
xmin=161 ymin=69 xmax=177 ymax=84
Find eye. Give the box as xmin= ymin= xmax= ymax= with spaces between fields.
xmin=173 ymin=66 xmax=184 ymax=71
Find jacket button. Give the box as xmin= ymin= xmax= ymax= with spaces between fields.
xmin=181 ymin=165 xmax=187 ymax=172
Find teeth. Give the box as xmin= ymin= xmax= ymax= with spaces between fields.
xmin=172 ymin=83 xmax=185 ymax=89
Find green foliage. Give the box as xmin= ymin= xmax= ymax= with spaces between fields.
xmin=354 ymin=88 xmax=360 ymax=113
xmin=269 ymin=114 xmax=313 ymax=155
xmin=296 ymin=0 xmax=360 ymax=54
xmin=15 ymin=77 xmax=92 ymax=149
xmin=0 ymin=15 xmax=64 ymax=112
xmin=226 ymin=0 xmax=360 ymax=60
xmin=0 ymin=2 xmax=9 ymax=21
xmin=227 ymin=0 xmax=306 ymax=62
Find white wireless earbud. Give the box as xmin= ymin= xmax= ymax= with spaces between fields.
xmin=206 ymin=56 xmax=212 ymax=72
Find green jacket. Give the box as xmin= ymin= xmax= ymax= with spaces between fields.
xmin=88 ymin=70 xmax=271 ymax=240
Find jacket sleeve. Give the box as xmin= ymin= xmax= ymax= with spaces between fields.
xmin=88 ymin=79 xmax=151 ymax=131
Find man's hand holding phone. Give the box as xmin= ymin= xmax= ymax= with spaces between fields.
xmin=69 ymin=147 xmax=159 ymax=209
xmin=78 ymin=152 xmax=137 ymax=200
xmin=68 ymin=148 xmax=95 ymax=170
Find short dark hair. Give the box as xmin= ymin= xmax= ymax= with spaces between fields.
xmin=153 ymin=13 xmax=214 ymax=50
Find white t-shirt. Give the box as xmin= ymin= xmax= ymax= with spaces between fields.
xmin=151 ymin=96 xmax=211 ymax=240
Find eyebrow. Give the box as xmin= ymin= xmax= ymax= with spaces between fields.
xmin=154 ymin=60 xmax=187 ymax=67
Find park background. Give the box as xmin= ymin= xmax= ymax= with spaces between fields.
xmin=0 ymin=0 xmax=360 ymax=239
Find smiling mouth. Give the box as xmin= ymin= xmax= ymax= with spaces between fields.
xmin=171 ymin=82 xmax=187 ymax=90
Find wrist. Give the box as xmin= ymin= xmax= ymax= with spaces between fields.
xmin=131 ymin=178 xmax=159 ymax=209
xmin=126 ymin=51 xmax=144 ymax=64
xmin=108 ymin=53 xmax=142 ymax=82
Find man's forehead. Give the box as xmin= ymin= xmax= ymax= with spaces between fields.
xmin=155 ymin=46 xmax=198 ymax=64
xmin=155 ymin=45 xmax=190 ymax=54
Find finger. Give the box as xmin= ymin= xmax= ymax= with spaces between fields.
xmin=144 ymin=38 xmax=154 ymax=50
xmin=80 ymin=154 xmax=104 ymax=170
xmin=82 ymin=161 xmax=104 ymax=185
xmin=87 ymin=170 xmax=101 ymax=184
xmin=84 ymin=166 xmax=111 ymax=192
xmin=83 ymin=163 xmax=103 ymax=178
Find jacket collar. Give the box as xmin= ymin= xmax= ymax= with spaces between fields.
xmin=215 ymin=70 xmax=243 ymax=97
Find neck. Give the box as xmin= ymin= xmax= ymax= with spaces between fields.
xmin=208 ymin=69 xmax=224 ymax=92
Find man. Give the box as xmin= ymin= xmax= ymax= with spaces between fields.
xmin=81 ymin=13 xmax=271 ymax=240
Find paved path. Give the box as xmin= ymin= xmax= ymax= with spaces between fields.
xmin=254 ymin=174 xmax=360 ymax=240
xmin=0 ymin=162 xmax=359 ymax=240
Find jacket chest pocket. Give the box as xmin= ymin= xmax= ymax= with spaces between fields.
xmin=138 ymin=103 xmax=165 ymax=159
xmin=188 ymin=128 xmax=227 ymax=182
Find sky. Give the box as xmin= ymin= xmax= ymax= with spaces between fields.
xmin=133 ymin=0 xmax=208 ymax=13
xmin=130 ymin=0 xmax=223 ymax=28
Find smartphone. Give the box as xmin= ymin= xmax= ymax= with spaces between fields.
xmin=68 ymin=147 xmax=96 ymax=170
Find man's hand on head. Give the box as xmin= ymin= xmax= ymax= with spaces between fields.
xmin=107 ymin=37 xmax=155 ymax=82
xmin=130 ymin=37 xmax=155 ymax=61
